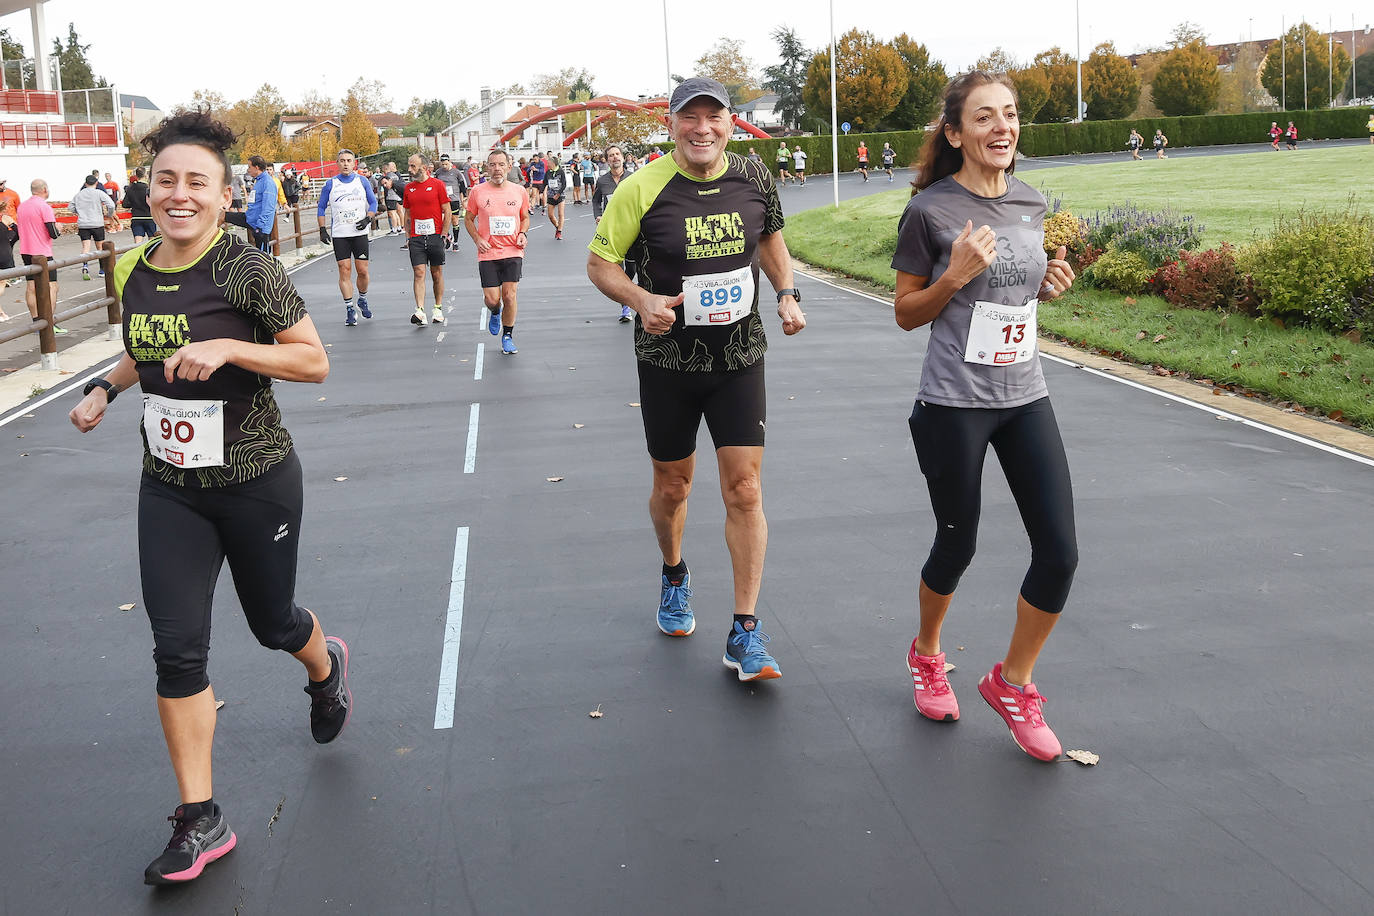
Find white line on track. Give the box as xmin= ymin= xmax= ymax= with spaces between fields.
xmin=794 ymin=268 xmax=1374 ymax=469
xmin=0 ymin=360 xmax=119 ymax=429
xmin=433 ymin=525 xmax=469 ymax=730
xmin=464 ymin=402 xmax=479 ymax=473
xmin=474 ymin=342 xmax=484 ymax=380
xmin=476 ymin=304 xmax=487 ymax=332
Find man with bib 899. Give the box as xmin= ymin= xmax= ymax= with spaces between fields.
xmin=586 ymin=77 xmax=806 ymax=683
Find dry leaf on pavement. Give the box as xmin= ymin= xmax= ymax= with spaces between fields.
xmin=1065 ymin=749 xmax=1100 ymax=766
xmin=546 ymin=477 xmax=564 ymax=482
xmin=588 ymin=705 xmax=603 ymax=719
xmin=573 ymin=423 xmax=584 ymax=429
xmin=334 ymin=476 xmax=348 ymax=482
xmin=118 ymin=603 xmax=135 ymax=611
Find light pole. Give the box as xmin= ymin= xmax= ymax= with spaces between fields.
xmin=662 ymin=0 xmax=672 ymax=102
xmin=1075 ymin=0 xmax=1083 ymax=122
xmin=1302 ymin=20 xmax=1308 ymax=110
xmin=829 ymin=0 xmax=839 ymax=208
xmin=1281 ymin=18 xmax=1286 ymax=110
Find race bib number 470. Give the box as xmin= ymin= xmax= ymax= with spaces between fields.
xmin=964 ymin=298 xmax=1037 ymax=366
xmin=682 ymin=265 xmax=754 ymax=327
xmin=143 ymin=394 xmax=225 ymax=468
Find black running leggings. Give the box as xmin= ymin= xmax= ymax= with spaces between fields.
xmin=138 ymin=452 xmax=314 ymax=698
xmin=908 ymin=397 xmax=1078 ymax=613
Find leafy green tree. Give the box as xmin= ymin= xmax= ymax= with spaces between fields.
xmin=1010 ymin=67 xmax=1050 ymax=122
xmin=761 ymin=26 xmax=810 ymax=130
xmin=0 ymin=28 xmax=33 ymax=88
xmin=1259 ymin=22 xmax=1352 ymax=109
xmin=531 ymin=67 xmax=596 ymax=106
xmin=803 ymin=29 xmax=907 ymax=130
xmin=885 ymin=34 xmax=946 ymax=130
xmin=405 ymin=98 xmax=451 ymax=134
xmin=1032 ymin=47 xmax=1078 ymax=121
xmin=975 ymin=47 xmax=1018 ymax=73
xmin=51 ymin=24 xmax=107 ymax=90
xmin=1152 ymin=40 xmax=1220 ymax=115
xmin=1216 ymin=41 xmax=1271 ymax=113
xmin=1084 ymin=42 xmax=1139 ymax=120
xmin=1344 ymin=51 xmax=1374 ymax=99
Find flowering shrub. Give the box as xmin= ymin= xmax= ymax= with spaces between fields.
xmin=1153 ymin=244 xmax=1244 ymax=310
xmin=1084 ymin=248 xmax=1155 ymax=294
xmin=1081 ymin=204 xmax=1204 ymax=269
xmin=1043 ymin=210 xmax=1082 ymax=255
xmin=1239 ymin=210 xmax=1374 ymax=332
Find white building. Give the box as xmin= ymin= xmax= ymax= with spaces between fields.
xmin=0 ymin=0 xmax=127 ymax=199
xmin=439 ymin=89 xmax=559 ymax=154
xmin=119 ymin=93 xmax=162 ymax=138
xmin=736 ymin=94 xmax=783 ymax=131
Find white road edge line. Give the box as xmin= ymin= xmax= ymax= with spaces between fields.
xmin=464 ymin=402 xmax=479 ymax=473
xmin=433 ymin=525 xmax=469 ymax=730
xmin=0 ymin=360 xmax=119 ymax=429
xmin=474 ymin=342 xmax=484 ymax=380
xmin=794 ymin=267 xmax=1374 ymax=469
xmin=477 ymin=304 xmax=487 ymax=332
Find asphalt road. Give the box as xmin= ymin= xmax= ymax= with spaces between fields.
xmin=2 ymin=160 xmax=1373 ymax=914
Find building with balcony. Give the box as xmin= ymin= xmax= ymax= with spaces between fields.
xmin=0 ymin=0 xmax=128 ymax=200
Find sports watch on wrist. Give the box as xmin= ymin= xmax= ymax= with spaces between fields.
xmin=775 ymin=288 xmax=801 ymax=303
xmin=83 ymin=377 xmax=117 ymax=402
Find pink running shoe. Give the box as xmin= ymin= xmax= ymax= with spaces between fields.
xmin=906 ymin=643 xmax=959 ymax=722
xmin=978 ymin=663 xmax=1062 ymax=761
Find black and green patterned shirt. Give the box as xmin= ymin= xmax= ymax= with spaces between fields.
xmin=589 ymin=151 xmax=784 ymax=372
xmin=115 ymin=231 xmax=308 ymax=488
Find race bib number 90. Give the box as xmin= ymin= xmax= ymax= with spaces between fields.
xmin=143 ymin=394 xmax=225 ymax=468
xmin=964 ymin=298 xmax=1037 ymax=366
xmin=682 ymin=265 xmax=754 ymax=326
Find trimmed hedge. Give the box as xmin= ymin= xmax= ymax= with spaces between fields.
xmin=1018 ymin=107 xmax=1372 ymax=157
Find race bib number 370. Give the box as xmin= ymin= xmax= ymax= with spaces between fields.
xmin=682 ymin=265 xmax=754 ymax=327
xmin=143 ymin=394 xmax=225 ymax=468
xmin=964 ymin=298 xmax=1037 ymax=366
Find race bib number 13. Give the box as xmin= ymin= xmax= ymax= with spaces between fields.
xmin=143 ymin=394 xmax=225 ymax=468
xmin=964 ymin=298 xmax=1037 ymax=366
xmin=682 ymin=265 xmax=754 ymax=327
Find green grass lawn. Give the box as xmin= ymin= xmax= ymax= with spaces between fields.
xmin=785 ymin=145 xmax=1374 ymax=429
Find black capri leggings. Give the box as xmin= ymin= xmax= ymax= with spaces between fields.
xmin=138 ymin=452 xmax=314 ymax=698
xmin=909 ymin=397 xmax=1078 ymax=613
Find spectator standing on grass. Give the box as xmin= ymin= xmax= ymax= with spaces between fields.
xmin=72 ymin=174 xmax=116 ymax=280
xmin=245 ymin=156 xmax=277 ymax=252
xmin=1285 ymin=121 xmax=1298 ymax=150
xmin=17 ymin=179 xmax=64 ymax=332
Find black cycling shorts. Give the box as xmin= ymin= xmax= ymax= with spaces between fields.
xmin=78 ymin=226 xmax=106 ymax=242
xmin=332 ymin=234 xmax=369 ymax=262
xmin=20 ymin=253 xmax=58 ymax=283
xmin=138 ymin=452 xmax=315 ymax=698
xmin=908 ymin=397 xmax=1078 ymax=614
xmin=637 ymin=358 xmax=766 ymax=462
xmin=478 ymin=257 xmax=522 ymax=287
xmin=385 ymin=199 xmax=401 ymax=211
xmin=408 ymin=234 xmax=445 ymax=267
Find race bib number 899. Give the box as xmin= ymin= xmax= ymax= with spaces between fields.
xmin=682 ymin=265 xmax=754 ymax=326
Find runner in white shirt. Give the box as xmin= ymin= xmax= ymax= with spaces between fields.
xmin=791 ymin=146 xmax=808 ymax=186
xmin=316 ymin=149 xmax=378 ymax=326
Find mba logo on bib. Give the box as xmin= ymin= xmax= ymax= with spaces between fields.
xmin=684 ymin=212 xmax=745 ymax=260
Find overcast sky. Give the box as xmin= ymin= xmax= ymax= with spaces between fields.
xmin=2 ymin=1 xmax=1368 ymax=113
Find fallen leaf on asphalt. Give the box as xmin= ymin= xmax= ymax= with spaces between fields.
xmin=395 ymin=747 xmax=413 ymax=755
xmin=1065 ymin=749 xmax=1100 ymax=766
xmin=628 ymin=402 xmax=640 ymax=407
xmin=589 ymin=705 xmax=603 ymax=718
xmin=546 ymin=477 xmax=563 ymax=482
xmin=957 ymin=646 xmax=965 ymax=651
xmin=1212 ymin=388 xmax=1223 ymax=396
xmin=317 ymin=397 xmax=326 ymax=402
xmin=334 ymin=476 xmax=348 ymax=482
xmin=788 ymin=395 xmax=795 ymax=400
xmin=943 ymin=662 xmax=956 ymax=673
xmin=573 ymin=423 xmax=584 ymax=429
xmin=118 ymin=603 xmax=135 ymax=611
xmin=215 ymin=698 xmax=225 ymax=710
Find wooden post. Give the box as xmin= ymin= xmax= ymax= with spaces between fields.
xmin=291 ymin=204 xmax=302 ymax=252
xmin=34 ymin=256 xmax=57 ymax=370
xmin=270 ymin=210 xmax=281 ymax=256
xmin=100 ymin=239 xmax=121 ymax=339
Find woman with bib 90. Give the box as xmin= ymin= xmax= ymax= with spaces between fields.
xmin=890 ymin=71 xmax=1077 ymax=762
xmin=68 ymin=111 xmax=352 ymax=883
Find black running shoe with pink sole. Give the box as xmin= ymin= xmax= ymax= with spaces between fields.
xmin=143 ymin=804 xmax=236 ymax=885
xmin=304 ymin=636 xmax=352 ymax=744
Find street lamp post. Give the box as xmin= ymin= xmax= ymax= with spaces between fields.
xmin=1075 ymin=0 xmax=1083 ymax=123
xmin=1302 ymin=20 xmax=1308 ymax=110
xmin=662 ymin=0 xmax=672 ymax=103
xmin=829 ymin=0 xmax=839 ymax=208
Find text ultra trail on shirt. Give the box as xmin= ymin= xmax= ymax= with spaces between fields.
xmin=589 ymin=151 xmax=784 ymax=373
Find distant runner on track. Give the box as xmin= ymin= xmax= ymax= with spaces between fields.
xmin=316 ymin=148 xmax=377 ymax=326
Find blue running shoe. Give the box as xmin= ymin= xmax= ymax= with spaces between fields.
xmin=488 ymin=308 xmax=501 ymax=336
xmin=501 ymin=334 xmax=517 ymax=355
xmin=345 ymin=306 xmax=357 ymax=327
xmin=723 ymin=619 xmax=781 ymax=680
xmin=357 ymin=296 xmax=371 ymax=319
xmin=657 ymin=571 xmax=695 ymax=636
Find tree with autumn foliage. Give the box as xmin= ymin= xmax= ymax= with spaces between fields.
xmin=1152 ymin=39 xmax=1220 ymax=115
xmin=802 ymin=29 xmax=907 ymax=131
xmin=1084 ymin=42 xmax=1139 ymax=120
xmin=1032 ymin=48 xmax=1079 ymax=121
xmin=885 ymin=34 xmax=947 ymax=130
xmin=695 ymin=38 xmax=762 ymax=105
xmin=340 ymin=91 xmax=379 ymax=156
xmin=1259 ymin=22 xmax=1352 ymax=110
xmin=975 ymin=49 xmax=1049 ymax=123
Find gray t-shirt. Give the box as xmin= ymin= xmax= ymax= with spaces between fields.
xmin=433 ymin=165 xmax=467 ymax=204
xmin=891 ymin=174 xmax=1049 ymax=409
xmin=72 ymin=186 xmax=114 ymax=228
xmin=384 ymin=171 xmax=404 ymax=202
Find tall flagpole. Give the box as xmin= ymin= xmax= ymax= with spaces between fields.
xmin=829 ymin=0 xmax=839 ymax=208
xmin=662 ymin=0 xmax=672 ymax=101
xmin=1281 ymin=17 xmax=1286 ymax=110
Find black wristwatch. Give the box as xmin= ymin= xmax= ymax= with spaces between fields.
xmin=775 ymin=288 xmax=801 ymax=303
xmin=83 ymin=377 xmax=117 ymax=402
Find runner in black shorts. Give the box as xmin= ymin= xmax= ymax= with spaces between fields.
xmin=124 ymin=167 xmax=158 ymax=241
xmin=587 ymin=77 xmax=806 ymax=682
xmin=466 ymin=148 xmax=529 ymax=354
xmin=890 ymin=71 xmax=1078 ymax=762
xmin=67 ymin=109 xmax=350 ymax=885
xmin=316 ymin=148 xmax=377 ymax=325
xmin=402 ymin=153 xmax=451 ymax=325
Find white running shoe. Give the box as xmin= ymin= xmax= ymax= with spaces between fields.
xmin=431 ymin=308 xmax=444 ymax=324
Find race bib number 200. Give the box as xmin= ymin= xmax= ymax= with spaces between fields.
xmin=682 ymin=265 xmax=754 ymax=326
xmin=964 ymin=298 xmax=1037 ymax=366
xmin=143 ymin=394 xmax=225 ymax=468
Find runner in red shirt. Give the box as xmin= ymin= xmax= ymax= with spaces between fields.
xmin=1269 ymin=121 xmax=1281 ymax=150
xmin=401 ymin=153 xmax=452 ymax=326
xmin=464 ymin=148 xmax=529 ymax=355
